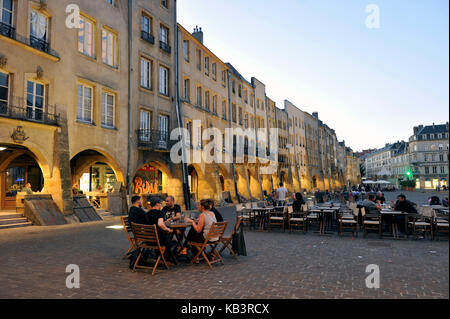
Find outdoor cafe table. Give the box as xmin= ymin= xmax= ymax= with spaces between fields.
xmin=309 ymin=206 xmax=338 ymax=235
xmin=380 ymin=210 xmax=407 ymax=239
xmin=167 ymin=221 xmax=192 ymax=250
xmin=251 ymin=207 xmax=274 ymax=230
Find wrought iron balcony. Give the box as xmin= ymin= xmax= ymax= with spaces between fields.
xmin=141 ymin=31 xmax=155 ymax=44
xmin=0 ymin=97 xmax=59 ymax=126
xmin=159 ymin=41 xmax=171 ymax=54
xmin=0 ymin=21 xmax=15 ymax=39
xmin=29 ymin=35 xmax=50 ymax=53
xmin=137 ymin=129 xmax=175 ymax=151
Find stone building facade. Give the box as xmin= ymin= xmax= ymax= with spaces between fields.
xmin=1 ymin=0 xmax=361 ymax=220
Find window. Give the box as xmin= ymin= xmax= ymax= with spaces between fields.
xmin=232 ymin=104 xmax=236 ymax=123
xmin=238 ymin=107 xmax=243 ymax=125
xmin=232 ymin=81 xmax=235 ymax=94
xmin=106 ymin=0 xmax=114 ymax=5
xmin=141 ymin=14 xmax=153 ymax=43
xmin=425 ymin=167 xmax=429 ymax=174
xmin=77 ymin=84 xmax=93 ymax=123
xmin=159 ymin=114 xmax=169 ymax=143
xmin=183 ymin=78 xmax=190 ymax=101
xmin=422 ymin=134 xmax=427 ymax=140
xmin=102 ymin=29 xmax=117 ymax=67
xmin=140 ymin=110 xmax=152 ymax=141
xmin=196 ymin=49 xmax=202 ymax=70
xmin=0 ymin=71 xmax=9 ymax=109
xmin=159 ymin=25 xmax=170 ymax=53
xmin=222 ymin=101 xmax=227 ymax=120
xmin=439 ymin=154 xmax=444 ymax=162
xmin=183 ymin=40 xmax=189 ymax=61
xmin=159 ymin=66 xmax=169 ymax=95
xmin=441 ymin=166 xmax=446 ymax=174
xmin=78 ymin=16 xmax=94 ymax=57
xmin=101 ymin=92 xmax=115 ymax=128
xmin=244 ymin=113 xmax=248 ymax=128
xmin=212 ymin=95 xmax=217 ymax=114
xmin=432 ymin=166 xmax=437 ymax=174
xmin=161 ymin=0 xmax=168 ymax=8
xmin=30 ymin=9 xmax=48 ymax=50
xmin=212 ymin=63 xmax=217 ymax=80
xmin=204 ymin=91 xmax=210 ymax=111
xmin=26 ymin=81 xmax=45 ymax=121
xmin=140 ymin=57 xmax=152 ymax=90
xmin=221 ymin=70 xmax=226 ymax=83
xmin=0 ymin=0 xmax=13 ymax=27
xmin=204 ymin=57 xmax=209 ymax=75
xmin=238 ymin=84 xmax=242 ymax=98
xmin=196 ymin=86 xmax=202 ymax=106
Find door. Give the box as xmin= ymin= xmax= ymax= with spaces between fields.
xmin=26 ymin=80 xmax=45 ymax=121
xmin=158 ymin=114 xmax=169 ymax=148
xmin=1 ymin=167 xmax=25 ymax=210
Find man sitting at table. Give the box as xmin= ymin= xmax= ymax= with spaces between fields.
xmin=162 ymin=196 xmax=182 ymax=222
xmin=147 ymin=197 xmax=175 ymax=262
xmin=362 ymin=194 xmax=381 ymax=214
xmin=128 ymin=195 xmax=149 ymax=225
xmin=376 ymin=191 xmax=386 ymax=204
xmin=391 ymin=194 xmax=418 ymax=235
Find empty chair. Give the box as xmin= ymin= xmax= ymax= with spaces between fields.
xmin=338 ymin=207 xmax=358 ymax=237
xmin=120 ymin=216 xmax=136 ymax=259
xmin=363 ymin=208 xmax=382 ymax=238
xmin=434 ymin=212 xmax=449 ymax=240
xmin=288 ymin=204 xmax=307 ymax=233
xmin=268 ymin=206 xmax=286 ymax=232
xmin=407 ymin=208 xmax=433 ymax=240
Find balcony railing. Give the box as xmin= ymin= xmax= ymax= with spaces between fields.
xmin=0 ymin=21 xmax=15 ymax=39
xmin=159 ymin=41 xmax=171 ymax=54
xmin=0 ymin=97 xmax=59 ymax=126
xmin=0 ymin=23 xmax=59 ymax=58
xmin=141 ymin=30 xmax=155 ymax=44
xmin=137 ymin=129 xmax=175 ymax=151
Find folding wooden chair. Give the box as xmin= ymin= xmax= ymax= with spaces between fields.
xmin=120 ymin=216 xmax=136 ymax=259
xmin=131 ymin=223 xmax=171 ymax=275
xmin=188 ymin=221 xmax=228 ymax=269
xmin=268 ymin=206 xmax=286 ymax=232
xmin=434 ymin=212 xmax=449 ymax=241
xmin=362 ymin=208 xmax=382 ymax=238
xmin=219 ymin=217 xmax=242 ymax=259
xmin=338 ymin=206 xmax=358 ymax=237
xmin=288 ymin=205 xmax=307 ymax=233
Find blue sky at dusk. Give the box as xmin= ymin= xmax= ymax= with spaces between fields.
xmin=178 ymin=0 xmax=449 ymax=151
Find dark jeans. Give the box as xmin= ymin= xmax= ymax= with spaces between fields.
xmin=394 ymin=215 xmax=407 ymax=233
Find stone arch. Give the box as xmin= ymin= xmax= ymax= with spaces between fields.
xmin=70 ymin=148 xmax=125 ymax=185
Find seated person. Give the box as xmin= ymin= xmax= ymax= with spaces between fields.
xmin=162 ymin=196 xmax=182 ymax=222
xmin=443 ymin=197 xmax=449 ymax=208
xmin=376 ymin=191 xmax=386 ymax=204
xmin=428 ymin=196 xmax=441 ymax=206
xmin=265 ymin=193 xmax=274 ymax=206
xmin=362 ymin=194 xmax=381 ymax=214
xmin=146 ymin=197 xmax=174 ymax=261
xmin=391 ymin=194 xmax=418 ymax=234
xmin=128 ymin=195 xmax=149 ymax=225
xmin=21 ymin=183 xmax=33 ymax=195
xmin=292 ymin=192 xmax=305 ymax=212
xmin=180 ymin=199 xmax=218 ymax=257
xmin=206 ymin=199 xmax=224 ymax=222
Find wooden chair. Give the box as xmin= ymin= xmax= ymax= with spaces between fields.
xmin=131 ymin=223 xmax=171 ymax=275
xmin=268 ymin=206 xmax=286 ymax=232
xmin=188 ymin=221 xmax=228 ymax=269
xmin=288 ymin=205 xmax=307 ymax=233
xmin=338 ymin=207 xmax=358 ymax=237
xmin=363 ymin=208 xmax=382 ymax=238
xmin=407 ymin=211 xmax=433 ymax=240
xmin=219 ymin=217 xmax=242 ymax=259
xmin=434 ymin=212 xmax=449 ymax=241
xmin=120 ymin=216 xmax=136 ymax=259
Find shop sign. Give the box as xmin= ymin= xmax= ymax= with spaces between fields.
xmin=133 ymin=176 xmax=158 ymax=194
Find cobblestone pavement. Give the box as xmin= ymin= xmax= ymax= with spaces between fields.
xmin=0 ymin=215 xmax=448 ymax=299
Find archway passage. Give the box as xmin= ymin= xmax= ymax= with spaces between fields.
xmin=188 ymin=165 xmax=199 ymax=202
xmin=133 ymin=163 xmax=165 ymax=196
xmin=0 ymin=144 xmax=44 ymax=210
xmin=71 ymin=150 xmax=120 ymax=194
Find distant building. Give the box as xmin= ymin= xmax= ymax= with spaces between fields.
xmin=391 ymin=142 xmax=410 ymax=187
xmin=364 ymin=142 xmax=405 ymax=179
xmin=408 ymin=123 xmax=449 ymax=189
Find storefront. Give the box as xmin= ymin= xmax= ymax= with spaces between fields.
xmin=133 ymin=163 xmax=165 ymax=197
xmin=0 ymin=149 xmax=43 ymax=210
xmin=78 ymin=163 xmax=117 ymax=193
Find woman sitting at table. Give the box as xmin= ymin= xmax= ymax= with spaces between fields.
xmin=292 ymin=192 xmax=305 ymax=212
xmin=179 ymin=199 xmax=218 ymax=257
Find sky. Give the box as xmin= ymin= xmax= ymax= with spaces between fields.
xmin=177 ymin=0 xmax=449 ymax=151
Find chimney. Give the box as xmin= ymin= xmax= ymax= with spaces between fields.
xmin=192 ymin=26 xmax=203 ymax=44
xmin=312 ymin=112 xmax=319 ymax=119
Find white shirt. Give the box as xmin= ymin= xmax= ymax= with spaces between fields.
xmin=276 ymin=187 xmax=288 ymax=201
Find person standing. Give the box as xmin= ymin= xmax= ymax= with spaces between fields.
xmin=276 ymin=183 xmax=288 ymax=206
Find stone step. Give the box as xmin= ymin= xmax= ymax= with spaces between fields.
xmin=0 ymin=217 xmax=29 ymax=225
xmin=0 ymin=222 xmax=33 ymax=230
xmin=0 ymin=213 xmax=23 ymax=220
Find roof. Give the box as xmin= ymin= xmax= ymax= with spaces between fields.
xmin=415 ymin=124 xmax=449 ymax=140
xmin=225 ymin=63 xmax=253 ymax=87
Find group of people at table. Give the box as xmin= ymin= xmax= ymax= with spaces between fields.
xmin=128 ymin=195 xmax=223 ymax=263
